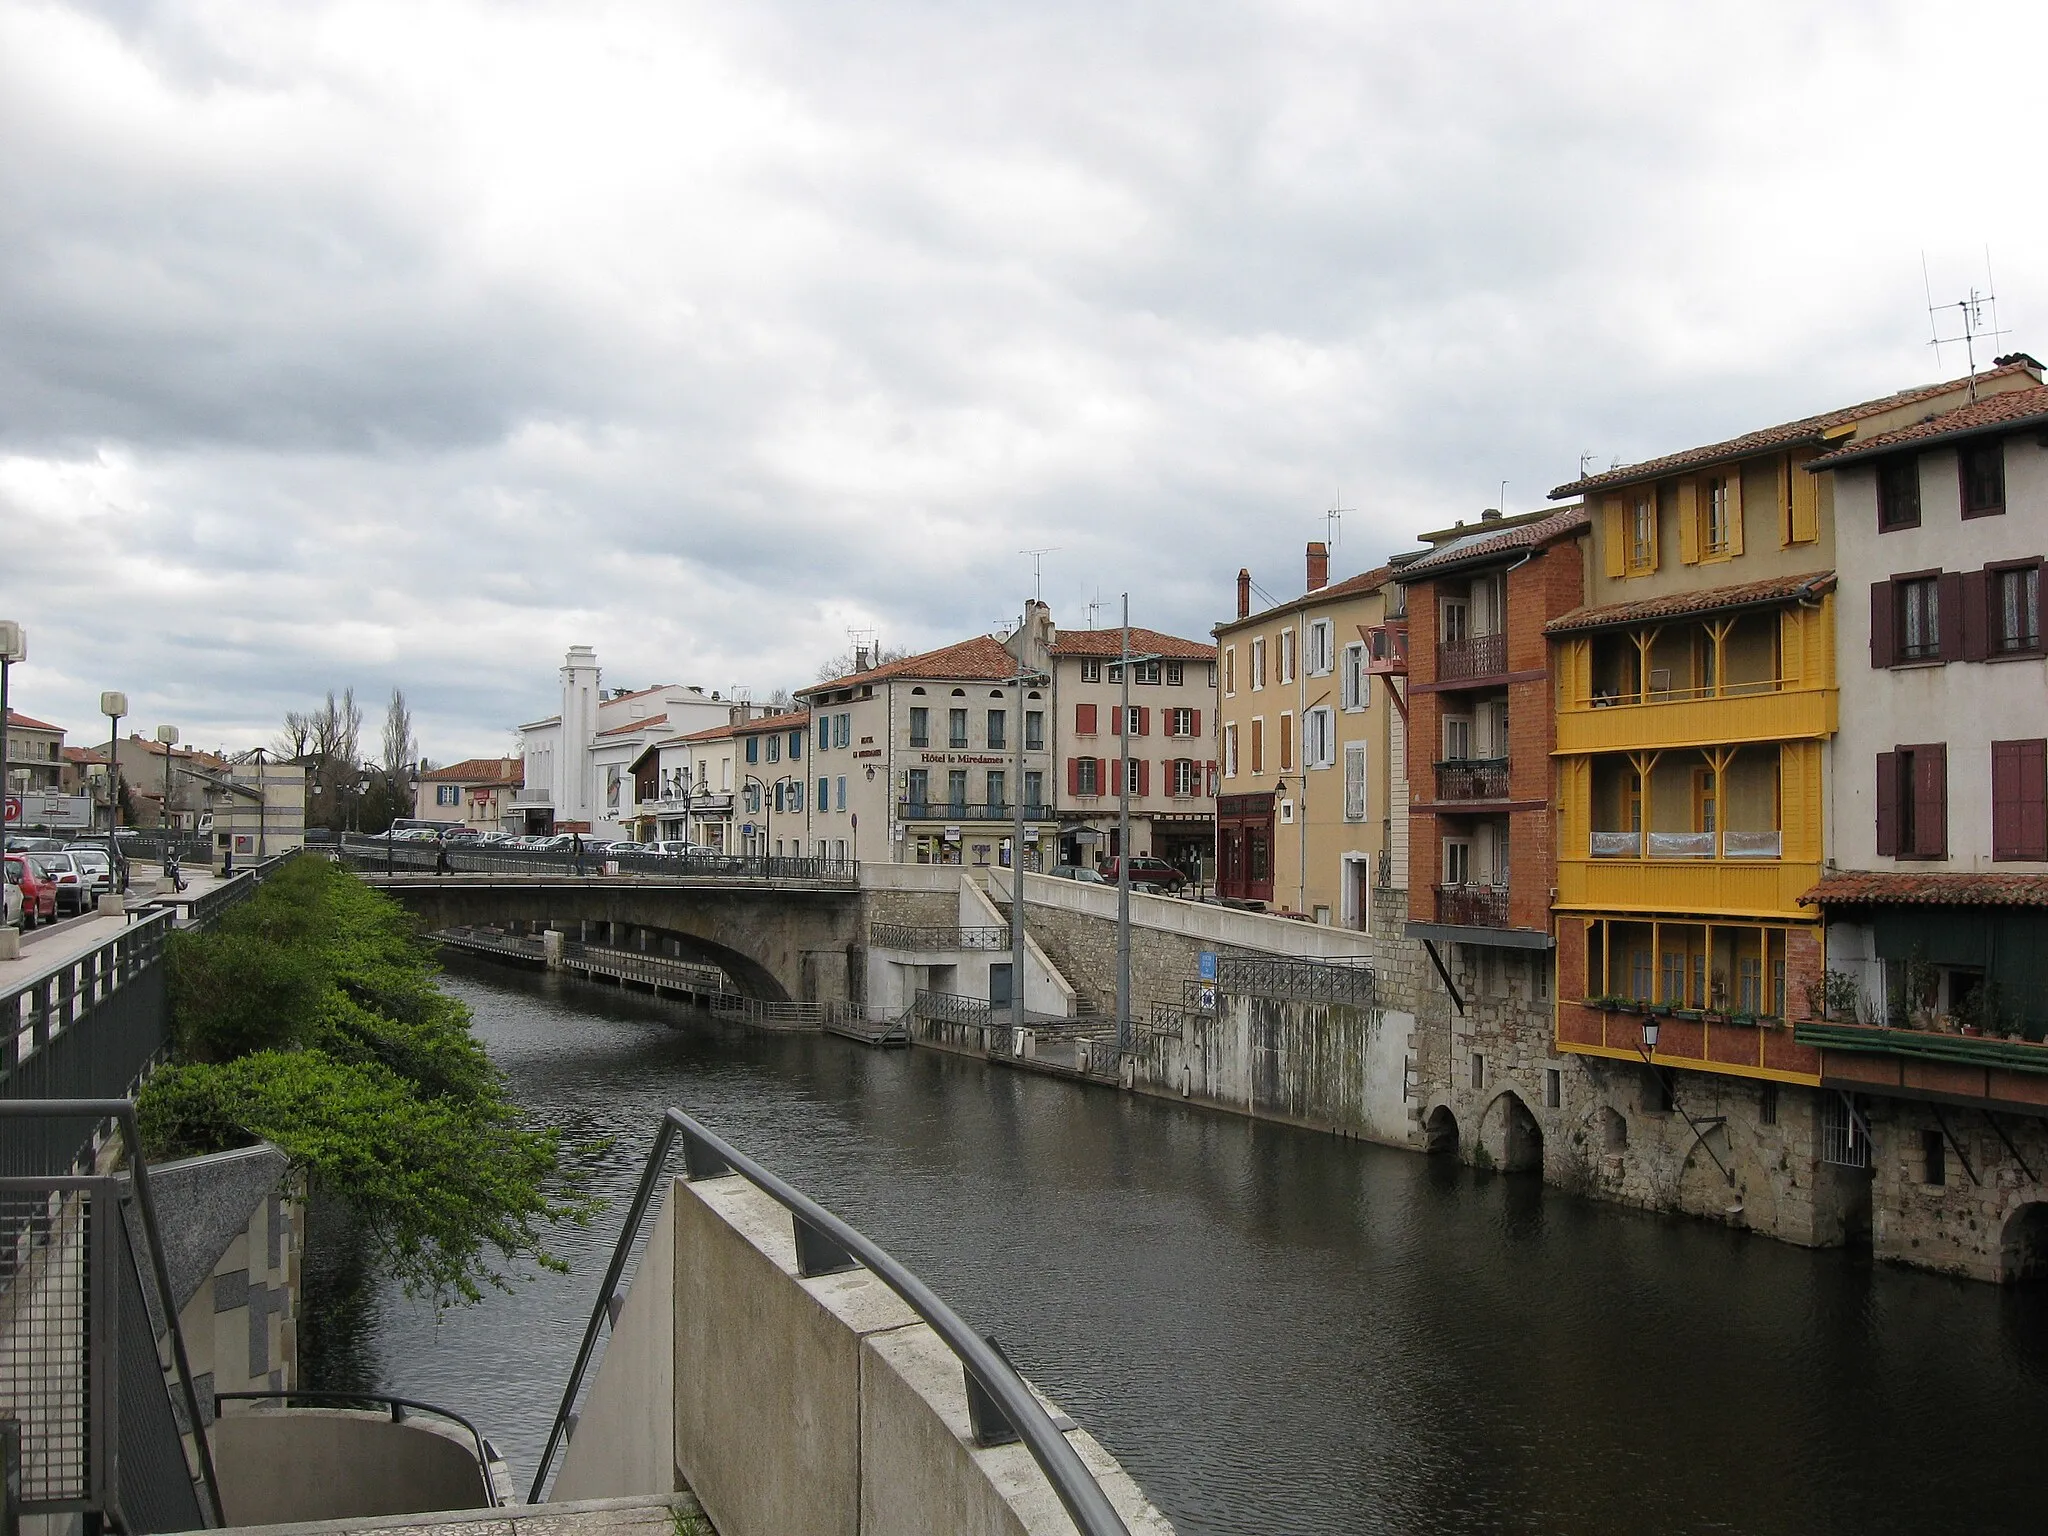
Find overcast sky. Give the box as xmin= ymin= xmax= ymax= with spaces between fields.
xmin=4 ymin=0 xmax=2044 ymax=761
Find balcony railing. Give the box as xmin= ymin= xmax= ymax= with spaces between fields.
xmin=1433 ymin=757 xmax=1509 ymax=801
xmin=898 ymin=801 xmax=1051 ymax=821
xmin=1435 ymin=883 xmax=1510 ymax=928
xmin=1435 ymin=632 xmax=1506 ymax=682
xmin=1590 ymin=830 xmax=1784 ymax=859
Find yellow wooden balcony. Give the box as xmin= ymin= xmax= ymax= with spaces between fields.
xmin=1556 ymin=853 xmax=1822 ymax=920
xmin=1554 ymin=683 xmax=1835 ymax=755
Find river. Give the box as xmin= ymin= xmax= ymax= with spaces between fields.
xmin=302 ymin=954 xmax=2048 ymax=1535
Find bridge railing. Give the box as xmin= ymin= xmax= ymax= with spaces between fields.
xmin=336 ymin=836 xmax=857 ymax=884
xmin=530 ymin=1107 xmax=1134 ymax=1535
xmin=870 ymin=923 xmax=1010 ymax=951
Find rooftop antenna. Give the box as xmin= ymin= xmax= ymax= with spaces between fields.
xmin=1579 ymin=452 xmax=1600 ymax=479
xmin=1325 ymin=492 xmax=1352 ymax=553
xmin=1924 ymin=249 xmax=2011 ymax=400
xmin=1019 ymin=547 xmax=1058 ymax=603
xmin=1087 ymin=586 xmax=1107 ymax=629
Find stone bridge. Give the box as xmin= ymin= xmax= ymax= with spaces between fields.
xmin=362 ymin=873 xmax=865 ymax=1003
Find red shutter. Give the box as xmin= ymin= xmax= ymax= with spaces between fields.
xmin=1937 ymin=572 xmax=1964 ymax=661
xmin=1138 ymin=707 xmax=1151 ymax=736
xmin=1077 ymin=702 xmax=1096 ymax=734
xmin=1870 ymin=580 xmax=1894 ymax=668
xmin=1111 ymin=757 xmax=1124 ymax=795
xmin=1993 ymin=739 xmax=2048 ymax=860
xmin=1138 ymin=760 xmax=1151 ymax=796
xmin=1068 ymin=758 xmax=1080 ymax=796
xmin=1962 ymin=570 xmax=1990 ymax=661
xmin=1112 ymin=707 xmax=1123 ymax=738
xmin=1191 ymin=709 xmax=1202 ymax=737
xmin=1912 ymin=743 xmax=1947 ymax=858
xmin=1876 ymin=751 xmax=1898 ymax=856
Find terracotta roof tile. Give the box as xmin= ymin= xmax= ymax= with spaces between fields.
xmin=421 ymin=756 xmax=523 ymax=784
xmin=1550 ymin=361 xmax=2041 ymax=498
xmin=1053 ymin=627 xmax=1216 ymax=661
xmin=5 ymin=710 xmax=61 ymax=732
xmin=734 ymin=709 xmax=810 ymax=734
xmin=676 ymin=721 xmax=741 ymax=744
xmin=61 ymin=746 xmax=104 ymax=764
xmin=1800 ymin=872 xmax=2048 ymax=908
xmin=1806 ymin=385 xmax=2048 ymax=470
xmin=802 ymin=635 xmax=1021 ymax=695
xmin=1397 ymin=506 xmax=1589 ymax=579
xmin=1546 ymin=571 xmax=1836 ymax=635
xmin=1216 ymin=565 xmax=1398 ymax=634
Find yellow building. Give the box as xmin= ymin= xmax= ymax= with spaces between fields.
xmin=1547 ymin=363 xmax=2039 ymax=1085
xmin=1213 ymin=541 xmax=1402 ymax=927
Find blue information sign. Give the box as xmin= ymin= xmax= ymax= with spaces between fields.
xmin=1199 ymin=950 xmax=1217 ymax=981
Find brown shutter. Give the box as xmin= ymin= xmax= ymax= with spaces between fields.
xmin=1138 ymin=707 xmax=1151 ymax=736
xmin=1937 ymin=572 xmax=1964 ymax=661
xmin=1962 ymin=570 xmax=1990 ymax=661
xmin=1068 ymin=758 xmax=1080 ymax=796
xmin=1913 ymin=743 xmax=1948 ymax=858
xmin=2023 ymin=739 xmax=2048 ymax=860
xmin=1876 ymin=751 xmax=1898 ymax=856
xmin=1993 ymin=738 xmax=2048 ymax=860
xmin=1191 ymin=708 xmax=1202 ymax=737
xmin=1870 ymin=580 xmax=1894 ymax=668
xmin=1138 ymin=760 xmax=1151 ymax=796
xmin=1076 ymin=702 xmax=1096 ymax=734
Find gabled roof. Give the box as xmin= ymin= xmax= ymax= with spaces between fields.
xmin=1216 ymin=565 xmax=1397 ymax=636
xmin=61 ymin=745 xmax=105 ymax=764
xmin=1801 ymin=872 xmax=2048 ymax=908
xmin=1546 ymin=571 xmax=1836 ymax=635
xmin=733 ymin=709 xmax=810 ymax=734
xmin=421 ymin=757 xmax=523 ymax=785
xmin=1551 ymin=360 xmax=2042 ymax=498
xmin=677 ymin=720 xmax=742 ymax=744
xmin=1053 ymin=627 xmax=1216 ymax=661
xmin=1397 ymin=506 xmax=1588 ymax=580
xmin=1806 ymin=385 xmax=2048 ymax=471
xmin=596 ymin=714 xmax=667 ymax=737
xmin=5 ymin=710 xmax=60 ymax=732
xmin=802 ymin=635 xmax=1021 ymax=696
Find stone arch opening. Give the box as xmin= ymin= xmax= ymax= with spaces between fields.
xmin=2001 ymin=1203 xmax=2048 ymax=1285
xmin=1597 ymin=1106 xmax=1628 ymax=1153
xmin=1482 ymin=1090 xmax=1545 ymax=1174
xmin=1423 ymin=1105 xmax=1460 ymax=1156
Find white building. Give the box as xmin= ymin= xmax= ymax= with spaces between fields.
xmin=630 ymin=713 xmax=756 ymax=849
xmin=514 ymin=646 xmax=735 ymax=838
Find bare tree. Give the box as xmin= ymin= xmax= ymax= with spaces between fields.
xmin=766 ymin=686 xmax=792 ymax=710
xmin=381 ymin=688 xmax=418 ymax=779
xmin=275 ymin=710 xmax=313 ymax=761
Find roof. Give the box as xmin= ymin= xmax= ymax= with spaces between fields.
xmin=802 ymin=634 xmax=1023 ymax=696
xmin=1801 ymin=872 xmax=2048 ymax=908
xmin=1551 ymin=360 xmax=2042 ymax=498
xmin=1053 ymin=627 xmax=1216 ymax=661
xmin=61 ymin=746 xmax=105 ymax=764
xmin=596 ymin=713 xmax=666 ymax=737
xmin=1546 ymin=571 xmax=1836 ymax=635
xmin=4 ymin=710 xmax=60 ymax=732
xmin=421 ymin=756 xmax=523 ymax=785
xmin=1806 ymin=385 xmax=2048 ymax=471
xmin=1397 ymin=506 xmax=1588 ymax=580
xmin=677 ymin=720 xmax=742 ymax=744
xmin=1216 ymin=565 xmax=1397 ymax=635
xmin=733 ymin=709 xmax=810 ymax=734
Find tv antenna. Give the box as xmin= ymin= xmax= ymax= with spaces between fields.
xmin=1924 ymin=249 xmax=2011 ymax=399
xmin=1019 ymin=547 xmax=1058 ymax=602
xmin=1324 ymin=493 xmax=1353 ymax=552
xmin=1087 ymin=586 xmax=1107 ymax=629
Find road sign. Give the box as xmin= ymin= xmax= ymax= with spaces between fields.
xmin=1199 ymin=950 xmax=1217 ymax=981
xmin=3 ymin=796 xmax=17 ymax=826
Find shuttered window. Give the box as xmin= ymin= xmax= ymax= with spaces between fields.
xmin=1959 ymin=440 xmax=2006 ymax=518
xmin=1344 ymin=741 xmax=1369 ymax=822
xmin=1878 ymin=457 xmax=1922 ymax=530
xmin=1992 ymin=738 xmax=2048 ymax=861
xmin=1882 ymin=744 xmax=1948 ymax=860
xmin=1076 ymin=702 xmax=1097 ymax=734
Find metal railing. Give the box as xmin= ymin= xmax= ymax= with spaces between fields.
xmin=896 ymin=802 xmax=1051 ymax=822
xmin=869 ymin=924 xmax=1010 ymax=951
xmin=1433 ymin=757 xmax=1510 ymax=801
xmin=1435 ymin=883 xmax=1510 ymax=929
xmin=213 ymin=1391 xmax=506 ymax=1506
xmin=336 ymin=835 xmax=857 ymax=884
xmin=0 ymin=1100 xmax=221 ymax=1531
xmin=529 ymin=1108 xmax=1132 ymax=1534
xmin=912 ymin=990 xmax=993 ymax=1027
xmin=1216 ymin=955 xmax=1375 ymax=1008
xmin=1435 ymin=631 xmax=1506 ymax=682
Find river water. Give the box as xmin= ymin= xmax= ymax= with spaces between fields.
xmin=304 ymin=955 xmax=2048 ymax=1535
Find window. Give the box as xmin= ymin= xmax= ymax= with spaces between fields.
xmin=1122 ymin=705 xmax=1145 ymax=736
xmin=1076 ymin=702 xmax=1098 ymax=735
xmin=745 ymin=783 xmax=761 ymax=814
xmin=1994 ymin=564 xmax=2041 ymax=654
xmin=909 ymin=707 xmax=929 ymax=747
xmin=435 ymin=784 xmax=460 ymax=806
xmin=1343 ymin=741 xmax=1368 ymax=822
xmin=1959 ymin=439 xmax=2005 ymax=518
xmin=947 ymin=769 xmax=968 ymax=811
xmin=817 ymin=777 xmax=829 ymax=813
xmin=1877 ymin=744 xmax=1948 ymax=860
xmin=1025 ymin=710 xmax=1044 ymax=749
xmin=746 ymin=736 xmax=759 ymax=764
xmin=790 ymin=729 xmax=803 ymax=759
xmin=836 ymin=714 xmax=850 ymax=749
xmin=1075 ymin=757 xmax=1100 ymax=796
xmin=1545 ymin=1068 xmax=1562 ymax=1109
xmin=987 ymin=709 xmax=1006 ymax=750
xmin=1629 ymin=492 xmax=1656 ymax=572
xmin=1223 ymin=723 xmax=1239 ymax=779
xmin=1023 ymin=770 xmax=1043 ymax=810
xmin=1440 ymin=597 xmax=1469 ymax=645
xmin=1133 ymin=660 xmax=1160 ymax=685
xmin=949 ymin=708 xmax=968 ymax=748
xmin=1703 ymin=475 xmax=1733 ymax=556
xmin=906 ymin=768 xmax=928 ymax=811
xmin=818 ymin=717 xmax=830 ymax=751
xmin=1279 ymin=628 xmax=1297 ymax=683
xmin=835 ymin=776 xmax=846 ymax=811
xmin=1443 ymin=715 xmax=1472 ymax=761
xmin=1877 ymin=456 xmax=1921 ymax=531
xmin=1991 ymin=739 xmax=2047 ymax=861
xmin=987 ymin=770 xmax=1005 ymax=811
xmin=1250 ymin=718 xmax=1264 ymax=774
xmin=1250 ymin=637 xmax=1266 ymax=690
xmin=1897 ymin=576 xmax=1941 ymax=661
xmin=1304 ymin=707 xmax=1334 ymax=770
xmin=1278 ymin=711 xmax=1293 ymax=772
xmin=1470 ymin=1053 xmax=1485 ymax=1091
xmin=766 ymin=734 xmax=781 ymax=764
xmin=1760 ymin=1082 xmax=1779 ymax=1126
xmin=1224 ymin=646 xmax=1236 ymax=695
xmin=1308 ymin=618 xmax=1334 ymax=675
xmin=1172 ymin=759 xmax=1198 ymax=797
xmin=1081 ymin=659 xmax=1101 ymax=683
xmin=1922 ymin=1127 xmax=1947 ymax=1186
xmin=1340 ymin=643 xmax=1367 ymax=710
xmin=1443 ymin=838 xmax=1472 ymax=886
xmin=1165 ymin=661 xmax=1184 ymax=686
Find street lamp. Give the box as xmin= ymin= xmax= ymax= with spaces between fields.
xmin=101 ymin=691 xmax=127 ymax=838
xmin=1641 ymin=1017 xmax=1660 ymax=1053
xmin=0 ymin=622 xmax=23 ymax=834
xmin=155 ymin=726 xmax=179 ymax=837
xmin=742 ymin=773 xmax=770 ymax=863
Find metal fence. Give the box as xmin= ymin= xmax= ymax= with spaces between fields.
xmin=528 ymin=1107 xmax=1134 ymax=1535
xmin=869 ymin=924 xmax=1010 ymax=951
xmin=1215 ymin=955 xmax=1375 ymax=1009
xmin=335 ymin=835 xmax=858 ymax=885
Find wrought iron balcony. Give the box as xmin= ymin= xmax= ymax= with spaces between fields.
xmin=1433 ymin=756 xmax=1509 ymax=801
xmin=1435 ymin=631 xmax=1507 ymax=683
xmin=1435 ymin=882 xmax=1510 ymax=928
xmin=898 ymin=801 xmax=1051 ymax=821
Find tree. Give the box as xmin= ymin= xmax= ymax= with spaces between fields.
xmin=380 ymin=689 xmax=417 ymax=780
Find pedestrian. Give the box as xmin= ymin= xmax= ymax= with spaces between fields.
xmin=435 ymin=836 xmax=451 ymax=876
xmin=571 ymin=830 xmax=584 ymax=876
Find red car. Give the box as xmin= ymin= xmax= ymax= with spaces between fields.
xmin=5 ymin=853 xmax=58 ymax=929
xmin=1096 ymin=855 xmax=1191 ymax=891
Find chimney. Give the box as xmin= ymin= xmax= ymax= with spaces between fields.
xmin=1306 ymin=541 xmax=1329 ymax=592
xmin=1481 ymin=507 xmax=1502 ymax=522
xmin=1236 ymin=568 xmax=1253 ymax=619
xmin=855 ymin=646 xmax=871 ymax=672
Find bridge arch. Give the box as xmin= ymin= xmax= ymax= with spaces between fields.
xmin=1423 ymin=1104 xmax=1460 ymax=1156
xmin=1478 ymin=1090 xmax=1544 ymax=1174
xmin=2001 ymin=1203 xmax=2048 ymax=1284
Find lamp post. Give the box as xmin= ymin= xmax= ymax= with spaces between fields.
xmin=742 ymin=773 xmax=768 ymax=864
xmin=0 ymin=622 xmax=23 ymax=836
xmin=155 ymin=725 xmax=179 ymax=837
xmin=1641 ymin=1017 xmax=1660 ymax=1054
xmin=101 ymin=692 xmax=127 ymax=838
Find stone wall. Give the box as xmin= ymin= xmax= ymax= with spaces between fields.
xmin=1866 ymin=1098 xmax=2048 ymax=1282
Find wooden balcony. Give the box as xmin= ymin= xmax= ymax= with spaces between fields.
xmin=1556 ymin=855 xmax=1822 ymax=920
xmin=1795 ymin=1021 xmax=2048 ymax=1115
xmin=1363 ymin=620 xmax=1409 ymax=675
xmin=1555 ymin=682 xmax=1835 ymax=755
xmin=1435 ymin=632 xmax=1506 ymax=684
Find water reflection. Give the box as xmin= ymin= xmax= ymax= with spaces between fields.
xmin=304 ymin=954 xmax=2048 ymax=1535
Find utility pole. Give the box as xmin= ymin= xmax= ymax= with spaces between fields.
xmin=1116 ymin=597 xmax=1132 ymax=1052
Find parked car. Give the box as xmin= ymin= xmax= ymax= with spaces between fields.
xmin=29 ymin=852 xmax=89 ymax=915
xmin=441 ymin=826 xmax=483 ymax=841
xmin=1047 ymin=864 xmax=1107 ymax=884
xmin=6 ymin=854 xmax=56 ymax=928
xmin=68 ymin=838 xmax=130 ymax=892
xmin=66 ymin=845 xmax=118 ymax=898
xmin=3 ymin=861 xmax=21 ymax=928
xmin=1097 ymin=856 xmax=1190 ymax=891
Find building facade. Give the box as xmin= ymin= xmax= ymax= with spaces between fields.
xmin=3 ymin=710 xmax=64 ymax=795
xmin=413 ymin=757 xmax=524 ymax=831
xmin=631 ymin=715 xmax=750 ymax=849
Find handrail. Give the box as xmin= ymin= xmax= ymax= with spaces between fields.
xmin=528 ymin=1107 xmax=1132 ymax=1535
xmin=0 ymin=1098 xmax=223 ymax=1527
xmin=213 ymin=1390 xmax=500 ymax=1503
